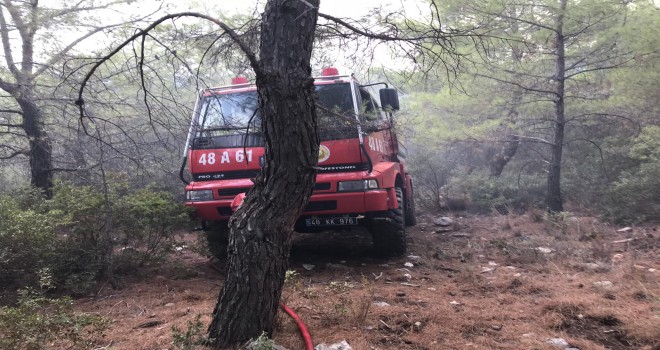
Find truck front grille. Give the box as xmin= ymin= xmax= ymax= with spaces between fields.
xmin=218 ymin=187 xmax=250 ymax=197
xmin=304 ymin=200 xmax=337 ymax=212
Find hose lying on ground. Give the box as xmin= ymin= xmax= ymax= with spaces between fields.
xmin=206 ymin=260 xmax=313 ymax=349
xmin=280 ymin=302 xmax=313 ymax=350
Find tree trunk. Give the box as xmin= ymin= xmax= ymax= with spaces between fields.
xmin=17 ymin=96 xmax=53 ymax=198
xmin=489 ymin=136 xmax=519 ymax=177
xmin=489 ymin=20 xmax=522 ymax=179
xmin=547 ymin=0 xmax=567 ymax=212
xmin=207 ymin=0 xmax=320 ymax=347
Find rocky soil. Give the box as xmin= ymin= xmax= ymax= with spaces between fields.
xmin=76 ymin=213 xmax=659 ymax=350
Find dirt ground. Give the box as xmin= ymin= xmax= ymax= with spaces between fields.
xmin=76 ymin=213 xmax=659 ymax=350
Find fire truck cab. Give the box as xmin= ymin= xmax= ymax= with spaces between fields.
xmin=182 ymin=68 xmax=416 ymax=257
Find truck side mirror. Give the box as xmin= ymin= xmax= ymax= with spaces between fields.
xmin=379 ymin=88 xmax=400 ymax=111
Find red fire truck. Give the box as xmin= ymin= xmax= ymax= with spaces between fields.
xmin=181 ymin=68 xmax=416 ymax=257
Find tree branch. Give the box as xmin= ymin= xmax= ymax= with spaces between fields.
xmin=34 ymin=22 xmax=126 ymax=78
xmin=0 ymin=150 xmax=26 ymax=159
xmin=318 ymin=11 xmax=467 ymax=43
xmin=564 ymin=56 xmax=635 ymax=80
xmin=0 ymin=5 xmax=20 ymax=80
xmin=0 ymin=143 xmax=27 ymax=159
xmin=76 ymin=12 xmax=259 ymax=133
xmin=563 ymin=138 xmax=610 ymax=181
xmin=51 ymin=160 xmax=106 ymax=173
xmin=0 ymin=122 xmax=22 ymax=127
xmin=0 ymin=78 xmax=16 ymax=93
xmin=3 ymin=0 xmax=28 ymax=41
xmin=565 ymin=112 xmax=642 ymax=133
xmin=472 ymin=7 xmax=556 ymax=33
xmin=511 ymin=134 xmax=554 ymax=145
xmin=475 ymin=73 xmax=560 ymax=97
xmin=0 ymin=108 xmax=22 ymax=115
xmin=46 ymin=0 xmax=127 ymax=19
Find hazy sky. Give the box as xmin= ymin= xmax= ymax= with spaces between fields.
xmin=153 ymin=0 xmax=425 ymax=18
xmin=141 ymin=0 xmax=425 ymax=74
xmin=12 ymin=1 xmax=424 ymax=79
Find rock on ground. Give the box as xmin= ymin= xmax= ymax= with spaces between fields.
xmin=433 ymin=216 xmax=454 ymax=226
xmin=315 ymin=340 xmax=353 ymax=350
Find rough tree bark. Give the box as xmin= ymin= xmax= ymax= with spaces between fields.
xmin=489 ymin=135 xmax=519 ymax=177
xmin=0 ymin=1 xmax=53 ymax=196
xmin=17 ymin=95 xmax=53 ymax=197
xmin=1 ymin=1 xmax=144 ymax=197
xmin=547 ymin=0 xmax=567 ymax=212
xmin=207 ymin=0 xmax=321 ymax=347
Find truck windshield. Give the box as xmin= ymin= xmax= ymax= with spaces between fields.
xmin=197 ymin=83 xmax=358 ymax=141
xmin=199 ymin=92 xmax=259 ymax=134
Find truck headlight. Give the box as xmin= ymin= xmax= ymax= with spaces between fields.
xmin=337 ymin=180 xmax=379 ymax=192
xmin=186 ymin=190 xmax=214 ymax=201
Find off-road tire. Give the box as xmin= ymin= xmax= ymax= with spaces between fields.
xmin=370 ymin=187 xmax=407 ymax=257
xmin=404 ymin=188 xmax=417 ymax=227
xmin=203 ymin=220 xmax=229 ymax=260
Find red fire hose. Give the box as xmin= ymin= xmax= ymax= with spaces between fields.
xmin=280 ymin=302 xmax=313 ymax=350
xmin=206 ymin=261 xmax=312 ymax=348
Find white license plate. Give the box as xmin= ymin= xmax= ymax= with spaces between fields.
xmin=305 ymin=217 xmax=359 ymax=226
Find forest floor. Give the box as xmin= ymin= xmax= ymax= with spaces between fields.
xmin=76 ymin=212 xmax=659 ymax=350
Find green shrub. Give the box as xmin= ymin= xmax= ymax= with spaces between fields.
xmin=0 ymin=272 xmax=108 ymax=350
xmin=446 ymin=172 xmax=545 ymax=213
xmin=0 ymin=193 xmax=67 ymax=290
xmin=0 ymin=182 xmax=191 ymax=295
xmin=409 ymin=154 xmax=456 ymax=211
xmin=48 ymin=183 xmax=191 ymax=287
xmin=247 ymin=332 xmax=277 ymax=350
xmin=170 ymin=314 xmax=208 ymax=350
xmin=603 ymin=161 xmax=660 ymax=223
xmin=543 ymin=211 xmax=574 ymax=235
xmin=114 ymin=189 xmax=191 ymax=270
xmin=601 ymin=126 xmax=660 ymax=223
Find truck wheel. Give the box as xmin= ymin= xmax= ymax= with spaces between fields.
xmin=370 ymin=187 xmax=407 ymax=257
xmin=405 ymin=189 xmax=417 ymax=227
xmin=204 ymin=220 xmax=229 ymax=260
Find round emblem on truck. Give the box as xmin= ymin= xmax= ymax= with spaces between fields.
xmin=318 ymin=145 xmax=330 ymax=163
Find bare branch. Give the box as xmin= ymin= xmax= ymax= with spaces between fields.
xmin=0 ymin=144 xmax=27 ymax=159
xmin=463 ymin=134 xmax=554 ymax=146
xmin=0 ymin=108 xmax=22 ymax=115
xmin=0 ymin=150 xmax=26 ymax=159
xmin=2 ymin=0 xmax=28 ymax=41
xmin=33 ymin=22 xmax=125 ymax=78
xmin=0 ymin=122 xmax=22 ymax=128
xmin=319 ymin=12 xmax=412 ymax=42
xmin=511 ymin=134 xmax=554 ymax=146
xmin=564 ymin=56 xmax=636 ymax=80
xmin=475 ymin=73 xmax=559 ymax=97
xmin=565 ymin=112 xmax=642 ymax=133
xmin=76 ymin=12 xmax=259 ymax=134
xmin=563 ymin=138 xmax=610 ymax=181
xmin=51 ymin=159 xmax=108 ymax=173
xmin=0 ymin=6 xmax=20 ymax=81
xmin=46 ymin=0 xmax=127 ymax=19
xmin=471 ymin=7 xmax=557 ymax=33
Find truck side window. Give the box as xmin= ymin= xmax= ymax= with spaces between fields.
xmin=316 ymin=83 xmax=359 ymax=141
xmin=359 ymin=88 xmax=378 ymax=121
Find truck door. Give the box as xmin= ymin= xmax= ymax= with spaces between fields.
xmin=358 ymin=87 xmax=391 ymax=163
